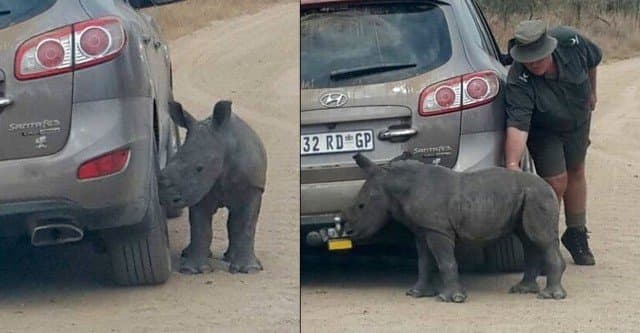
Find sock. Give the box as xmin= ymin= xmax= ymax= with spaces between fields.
xmin=565 ymin=212 xmax=587 ymax=229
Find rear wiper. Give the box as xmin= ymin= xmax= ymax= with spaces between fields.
xmin=330 ymin=63 xmax=417 ymax=81
xmin=0 ymin=9 xmax=11 ymax=16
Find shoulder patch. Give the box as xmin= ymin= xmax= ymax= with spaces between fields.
xmin=518 ymin=72 xmax=529 ymax=83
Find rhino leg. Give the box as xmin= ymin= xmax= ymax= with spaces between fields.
xmin=180 ymin=201 xmax=217 ymax=275
xmin=509 ymin=230 xmax=542 ymax=294
xmin=426 ymin=231 xmax=467 ymax=303
xmin=406 ymin=233 xmax=437 ymax=298
xmin=224 ymin=188 xmax=263 ymax=274
xmin=537 ymin=240 xmax=567 ymax=300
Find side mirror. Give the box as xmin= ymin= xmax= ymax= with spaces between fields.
xmin=500 ymin=38 xmax=516 ymax=66
xmin=500 ymin=53 xmax=513 ymax=66
xmin=128 ymin=0 xmax=155 ymax=9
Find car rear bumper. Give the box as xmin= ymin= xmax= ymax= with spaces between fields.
xmin=0 ymin=97 xmax=155 ymax=235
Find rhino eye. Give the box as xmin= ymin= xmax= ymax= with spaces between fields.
xmin=196 ymin=166 xmax=204 ymax=173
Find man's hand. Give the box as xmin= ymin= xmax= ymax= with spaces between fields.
xmin=506 ymin=161 xmax=521 ymax=171
xmin=589 ymin=92 xmax=597 ymax=111
xmin=505 ymin=127 xmax=529 ymax=171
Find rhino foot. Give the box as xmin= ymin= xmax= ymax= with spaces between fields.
xmin=537 ymin=285 xmax=567 ymax=300
xmin=179 ymin=255 xmax=214 ymax=275
xmin=437 ymin=287 xmax=467 ymax=303
xmin=181 ymin=245 xmax=213 ymax=259
xmin=406 ymin=284 xmax=437 ymax=298
xmin=224 ymin=252 xmax=263 ymax=274
xmin=509 ymin=281 xmax=540 ymax=294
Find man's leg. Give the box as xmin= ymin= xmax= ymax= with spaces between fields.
xmin=543 ymin=173 xmax=568 ymax=205
xmin=561 ymin=122 xmax=595 ymax=265
xmin=527 ymin=131 xmax=594 ymax=265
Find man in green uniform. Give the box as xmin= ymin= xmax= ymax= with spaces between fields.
xmin=504 ymin=20 xmax=601 ymax=265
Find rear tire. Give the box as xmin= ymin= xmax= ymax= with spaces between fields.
xmin=164 ymin=121 xmax=183 ymax=219
xmin=107 ymin=144 xmax=171 ymax=286
xmin=485 ymin=234 xmax=525 ymax=272
xmin=483 ymin=150 xmax=536 ymax=272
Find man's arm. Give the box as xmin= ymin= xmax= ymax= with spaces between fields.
xmin=505 ymin=127 xmax=529 ymax=171
xmin=588 ymin=67 xmax=597 ymax=110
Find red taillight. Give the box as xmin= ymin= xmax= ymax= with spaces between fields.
xmin=419 ymin=70 xmax=500 ymax=116
xmin=77 ymin=149 xmax=130 ymax=180
xmin=37 ymin=40 xmax=66 ymax=68
xmin=15 ymin=26 xmax=73 ymax=80
xmin=79 ymin=27 xmax=110 ymax=56
xmin=15 ymin=16 xmax=126 ymax=80
xmin=74 ymin=17 xmax=126 ymax=70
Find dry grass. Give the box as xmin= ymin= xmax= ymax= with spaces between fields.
xmin=142 ymin=0 xmax=296 ymax=41
xmin=485 ymin=10 xmax=640 ymax=63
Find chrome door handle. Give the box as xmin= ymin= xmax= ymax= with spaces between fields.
xmin=378 ymin=128 xmax=417 ymax=141
xmin=0 ymin=97 xmax=13 ymax=108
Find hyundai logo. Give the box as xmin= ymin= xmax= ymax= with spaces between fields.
xmin=319 ymin=92 xmax=348 ymax=108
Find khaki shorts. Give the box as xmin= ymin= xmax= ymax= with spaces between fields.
xmin=527 ymin=121 xmax=591 ymax=178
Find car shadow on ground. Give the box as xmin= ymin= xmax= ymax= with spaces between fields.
xmin=0 ymin=239 xmax=112 ymax=300
xmin=301 ymin=251 xmax=524 ymax=295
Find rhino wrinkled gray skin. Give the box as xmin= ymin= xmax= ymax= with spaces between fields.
xmin=159 ymin=100 xmax=267 ymax=274
xmin=342 ymin=154 xmax=566 ymax=302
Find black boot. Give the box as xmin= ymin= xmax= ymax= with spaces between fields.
xmin=561 ymin=227 xmax=595 ymax=266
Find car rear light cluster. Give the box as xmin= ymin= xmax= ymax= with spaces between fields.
xmin=419 ymin=70 xmax=500 ymax=116
xmin=77 ymin=148 xmax=130 ymax=180
xmin=15 ymin=17 xmax=125 ymax=80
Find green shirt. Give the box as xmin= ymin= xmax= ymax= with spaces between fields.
xmin=505 ymin=26 xmax=602 ymax=133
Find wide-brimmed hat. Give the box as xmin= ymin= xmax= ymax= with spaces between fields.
xmin=509 ymin=20 xmax=557 ymax=63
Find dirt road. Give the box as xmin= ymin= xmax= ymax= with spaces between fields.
xmin=301 ymin=57 xmax=640 ymax=332
xmin=0 ymin=3 xmax=299 ymax=332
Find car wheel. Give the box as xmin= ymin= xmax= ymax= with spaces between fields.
xmin=106 ymin=143 xmax=171 ymax=286
xmin=482 ymin=149 xmax=536 ymax=272
xmin=164 ymin=122 xmax=183 ymax=219
xmin=484 ymin=234 xmax=525 ymax=273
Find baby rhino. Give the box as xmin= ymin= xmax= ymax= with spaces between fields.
xmin=342 ymin=154 xmax=566 ymax=302
xmin=159 ymin=100 xmax=267 ymax=275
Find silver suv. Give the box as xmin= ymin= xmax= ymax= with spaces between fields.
xmin=0 ymin=0 xmax=181 ymax=285
xmin=301 ymin=0 xmax=534 ymax=271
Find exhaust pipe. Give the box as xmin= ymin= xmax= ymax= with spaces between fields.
xmin=31 ymin=223 xmax=84 ymax=247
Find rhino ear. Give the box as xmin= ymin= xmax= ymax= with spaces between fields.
xmin=168 ymin=101 xmax=196 ymax=129
xmin=212 ymin=100 xmax=232 ymax=127
xmin=353 ymin=153 xmax=380 ymax=177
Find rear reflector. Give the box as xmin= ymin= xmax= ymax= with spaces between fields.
xmin=15 ymin=16 xmax=126 ymax=80
xmin=77 ymin=149 xmax=130 ymax=180
xmin=419 ymin=70 xmax=500 ymax=116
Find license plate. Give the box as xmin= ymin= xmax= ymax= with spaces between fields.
xmin=328 ymin=238 xmax=353 ymax=251
xmin=301 ymin=130 xmax=374 ymax=155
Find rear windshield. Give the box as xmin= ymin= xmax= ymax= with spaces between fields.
xmin=301 ymin=3 xmax=452 ymax=89
xmin=0 ymin=0 xmax=57 ymax=30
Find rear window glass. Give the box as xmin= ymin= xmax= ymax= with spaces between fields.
xmin=301 ymin=3 xmax=452 ymax=89
xmin=0 ymin=0 xmax=57 ymax=30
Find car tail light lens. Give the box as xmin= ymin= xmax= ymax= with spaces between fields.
xmin=15 ymin=26 xmax=73 ymax=80
xmin=75 ymin=17 xmax=125 ymax=69
xmin=15 ymin=16 xmax=126 ymax=80
xmin=419 ymin=70 xmax=500 ymax=116
xmin=77 ymin=149 xmax=130 ymax=180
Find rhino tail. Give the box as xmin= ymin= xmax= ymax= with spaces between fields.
xmin=520 ymin=187 xmax=560 ymax=246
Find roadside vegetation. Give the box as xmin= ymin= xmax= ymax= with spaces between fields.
xmin=477 ymin=0 xmax=640 ymax=61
